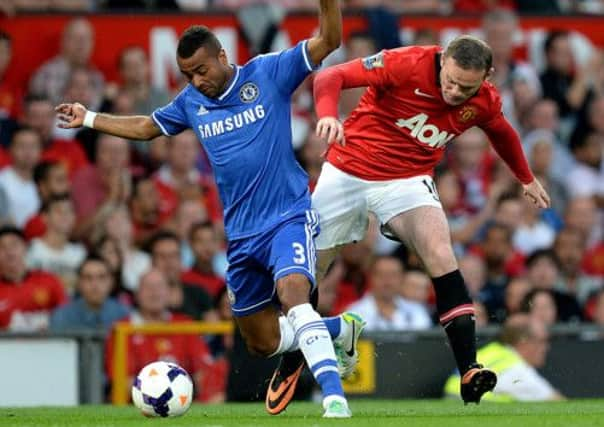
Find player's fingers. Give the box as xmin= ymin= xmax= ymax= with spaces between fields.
xmin=327 ymin=125 xmax=338 ymax=144
xmin=55 ymin=104 xmax=71 ymax=113
xmin=316 ymin=121 xmax=328 ymax=140
xmin=57 ymin=113 xmax=71 ymax=123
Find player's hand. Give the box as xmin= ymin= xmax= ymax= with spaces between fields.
xmin=55 ymin=102 xmax=87 ymax=129
xmin=316 ymin=116 xmax=345 ymax=146
xmin=522 ymin=178 xmax=550 ymax=209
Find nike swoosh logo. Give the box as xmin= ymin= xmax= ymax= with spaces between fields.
xmin=414 ymin=88 xmax=435 ymax=98
xmin=346 ymin=321 xmax=356 ymax=357
xmin=265 ymin=365 xmax=303 ymax=412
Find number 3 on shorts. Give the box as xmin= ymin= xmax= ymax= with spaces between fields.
xmin=292 ymin=242 xmax=306 ymax=264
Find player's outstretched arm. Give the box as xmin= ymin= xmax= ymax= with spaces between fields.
xmin=55 ymin=102 xmax=163 ymax=141
xmin=307 ymin=0 xmax=342 ymax=65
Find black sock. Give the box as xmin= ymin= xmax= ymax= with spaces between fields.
xmin=432 ymin=270 xmax=476 ymax=375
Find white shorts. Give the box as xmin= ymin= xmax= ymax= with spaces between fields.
xmin=312 ymin=162 xmax=443 ymax=250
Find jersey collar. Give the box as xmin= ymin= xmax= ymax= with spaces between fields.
xmin=218 ymin=64 xmax=240 ymax=101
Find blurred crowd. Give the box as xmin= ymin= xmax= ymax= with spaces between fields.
xmin=0 ymin=5 xmax=603 ymax=402
xmin=2 ymin=0 xmax=604 ymax=14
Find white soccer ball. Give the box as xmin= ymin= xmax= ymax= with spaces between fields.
xmin=131 ymin=361 xmax=194 ymax=417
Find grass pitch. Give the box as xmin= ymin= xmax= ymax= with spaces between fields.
xmin=1 ymin=399 xmax=603 ymax=427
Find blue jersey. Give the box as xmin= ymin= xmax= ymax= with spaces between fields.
xmin=152 ymin=40 xmax=318 ymax=240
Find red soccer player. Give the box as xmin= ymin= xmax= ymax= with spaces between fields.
xmin=310 ymin=35 xmax=550 ymax=405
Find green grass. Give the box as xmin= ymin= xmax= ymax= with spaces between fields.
xmin=1 ymin=399 xmax=604 ymax=427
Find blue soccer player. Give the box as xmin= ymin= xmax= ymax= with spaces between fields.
xmin=56 ymin=0 xmax=364 ymax=418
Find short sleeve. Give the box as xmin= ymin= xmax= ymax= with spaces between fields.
xmin=151 ymin=90 xmax=189 ymax=136
xmin=357 ymin=46 xmax=426 ymax=88
xmin=255 ymin=40 xmax=318 ymax=95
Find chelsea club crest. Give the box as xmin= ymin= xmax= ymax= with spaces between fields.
xmin=239 ymin=82 xmax=259 ymax=103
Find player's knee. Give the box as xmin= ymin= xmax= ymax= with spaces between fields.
xmin=427 ymin=242 xmax=456 ymax=271
xmin=244 ymin=335 xmax=280 ymax=357
xmin=277 ymin=274 xmax=311 ymax=313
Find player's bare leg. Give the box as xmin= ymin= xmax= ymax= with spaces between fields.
xmin=387 ymin=206 xmax=496 ymax=404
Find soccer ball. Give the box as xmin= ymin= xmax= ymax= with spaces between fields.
xmin=131 ymin=361 xmax=193 ymax=417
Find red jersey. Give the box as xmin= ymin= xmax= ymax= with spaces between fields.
xmin=314 ymin=46 xmax=533 ymax=184
xmin=181 ymin=268 xmax=225 ymax=298
xmin=0 ymin=270 xmax=67 ymax=330
xmin=106 ymin=312 xmax=226 ymax=402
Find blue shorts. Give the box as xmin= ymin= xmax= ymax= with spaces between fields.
xmin=226 ymin=210 xmax=320 ymax=317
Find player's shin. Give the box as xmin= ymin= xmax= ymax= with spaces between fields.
xmin=432 ymin=269 xmax=477 ymax=375
xmin=287 ymin=303 xmax=346 ymax=405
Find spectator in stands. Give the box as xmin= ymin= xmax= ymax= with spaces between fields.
xmin=399 ymin=269 xmax=432 ymax=307
xmin=92 ymin=204 xmax=150 ymax=292
xmin=57 ymin=67 xmax=103 ymax=140
xmin=23 ymin=160 xmax=70 ymax=240
xmin=71 ymin=134 xmax=131 ymax=239
xmin=170 ymin=199 xmax=209 ymax=269
xmin=540 ymin=31 xmax=585 ymax=119
xmin=93 ymin=235 xmax=133 ymax=305
xmin=106 ymin=268 xmax=225 ymax=403
xmin=0 ymin=127 xmax=41 ymax=227
xmin=0 ymin=31 xmax=21 ymax=144
xmin=521 ymin=288 xmax=558 ymax=326
xmin=325 ymin=231 xmax=375 ymax=316
xmin=524 ymin=249 xmax=583 ymax=323
xmin=512 ymin=195 xmax=557 ymax=255
xmin=181 ymin=221 xmax=225 ymax=298
xmin=147 ymin=230 xmax=214 ymax=320
xmin=114 ymin=46 xmax=170 ymax=115
xmin=522 ymin=129 xmax=568 ymax=217
xmin=566 ymin=131 xmax=604 ymax=203
xmin=448 ymin=128 xmax=490 ymax=213
xmin=347 ymin=256 xmax=432 ymax=331
xmin=458 ymin=253 xmax=488 ymax=302
xmin=337 ymin=32 xmax=377 ymax=118
xmin=29 ymin=17 xmax=104 ymax=107
xmin=563 ymin=196 xmax=601 ymax=248
xmin=444 ymin=314 xmax=563 ymax=401
xmin=129 ymin=176 xmax=168 ymax=247
xmin=412 ymin=28 xmax=438 ymax=46
xmin=482 ymin=9 xmax=540 ymax=99
xmin=26 ymin=193 xmax=86 ymax=294
xmin=153 ymin=130 xmax=221 ymax=223
xmin=0 ymin=225 xmax=66 ymax=331
xmin=21 ymin=95 xmax=89 ymax=177
xmin=49 ymin=255 xmax=129 ymax=332
xmin=298 ymin=129 xmax=328 ymax=192
xmin=553 ymin=227 xmax=602 ymax=305
xmin=504 ymin=276 xmax=532 ymax=317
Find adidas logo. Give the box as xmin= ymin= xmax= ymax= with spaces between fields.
xmin=197 ymin=105 xmax=209 ymax=115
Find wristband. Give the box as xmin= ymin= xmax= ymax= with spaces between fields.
xmin=83 ymin=110 xmax=97 ymax=128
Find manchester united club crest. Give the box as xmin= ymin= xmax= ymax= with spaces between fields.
xmin=239 ymin=82 xmax=259 ymax=103
xmin=458 ymin=106 xmax=477 ymax=123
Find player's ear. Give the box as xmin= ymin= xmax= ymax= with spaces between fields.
xmin=218 ymin=48 xmax=228 ymax=65
xmin=485 ymin=67 xmax=495 ymax=81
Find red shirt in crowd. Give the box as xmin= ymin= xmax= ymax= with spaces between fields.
xmin=41 ymin=139 xmax=89 ymax=178
xmin=314 ymin=45 xmax=533 ymax=184
xmin=106 ymin=312 xmax=226 ymax=402
xmin=0 ymin=270 xmax=67 ymax=330
xmin=181 ymin=269 xmax=225 ymax=298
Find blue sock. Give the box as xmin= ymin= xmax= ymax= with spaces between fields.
xmin=312 ymin=360 xmax=345 ymax=398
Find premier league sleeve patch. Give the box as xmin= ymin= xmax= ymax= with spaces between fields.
xmin=362 ymin=52 xmax=384 ymax=70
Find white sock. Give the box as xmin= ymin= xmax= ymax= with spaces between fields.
xmin=287 ymin=303 xmax=343 ymax=398
xmin=268 ymin=315 xmax=298 ymax=357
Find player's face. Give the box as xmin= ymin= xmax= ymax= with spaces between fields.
xmin=439 ymin=56 xmax=486 ymax=106
xmin=178 ymin=46 xmax=231 ymax=98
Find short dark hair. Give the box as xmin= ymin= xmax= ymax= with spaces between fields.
xmin=525 ymin=248 xmax=561 ymax=270
xmin=77 ymin=254 xmax=111 ymax=277
xmin=543 ymin=30 xmax=568 ymax=56
xmin=444 ymin=35 xmax=493 ymax=72
xmin=188 ymin=220 xmax=215 ymax=241
xmin=0 ymin=225 xmax=25 ymax=242
xmin=145 ymin=230 xmax=180 ymax=254
xmin=41 ymin=192 xmax=71 ymax=214
xmin=177 ymin=25 xmax=221 ymax=59
xmin=33 ymin=161 xmax=61 ymax=186
xmin=9 ymin=126 xmax=40 ymax=147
